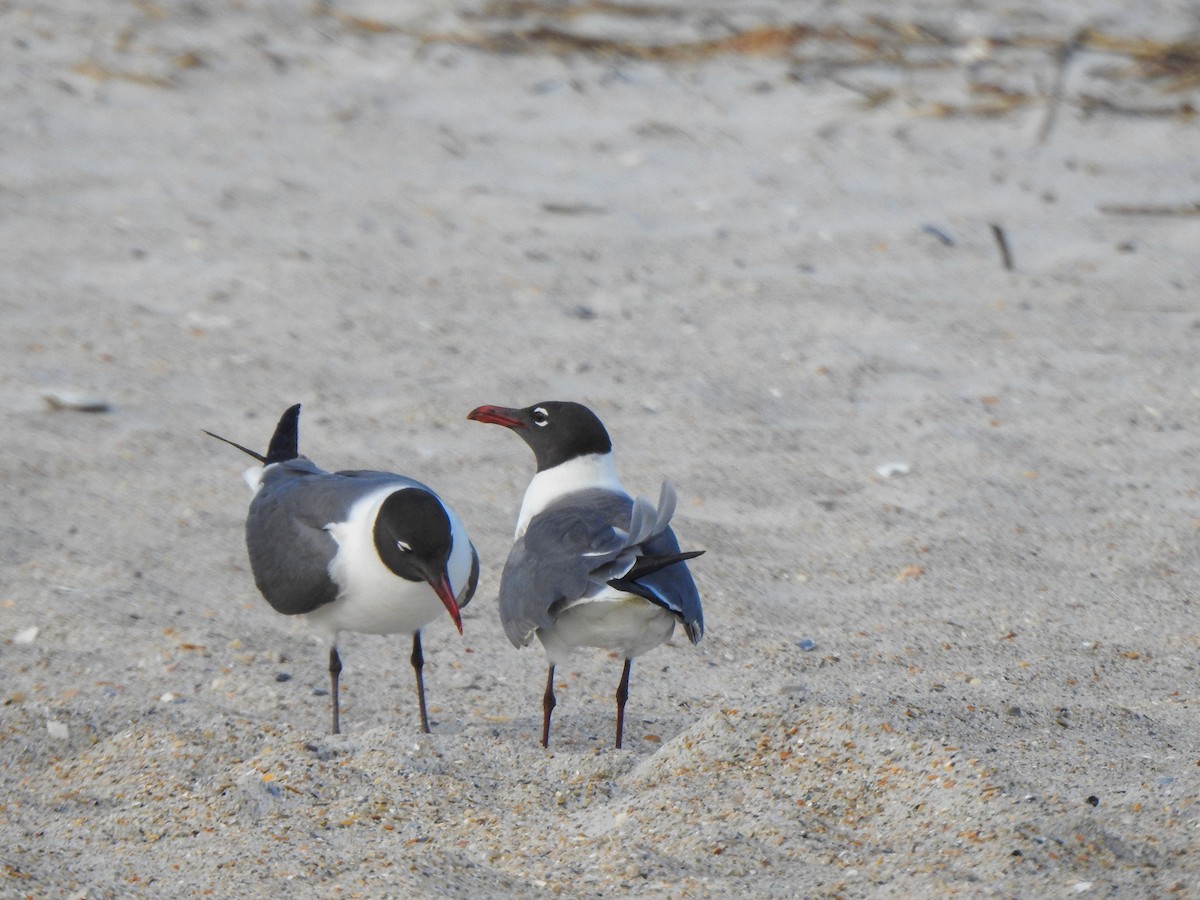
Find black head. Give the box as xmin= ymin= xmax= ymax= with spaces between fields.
xmin=467 ymin=401 xmax=612 ymax=472
xmin=373 ymin=488 xmax=462 ymax=633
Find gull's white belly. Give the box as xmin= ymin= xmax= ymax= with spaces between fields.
xmin=536 ymin=589 xmax=676 ymax=664
xmin=305 ymin=579 xmax=445 ymax=639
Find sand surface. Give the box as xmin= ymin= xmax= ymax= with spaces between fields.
xmin=3 ymin=0 xmax=1200 ymax=896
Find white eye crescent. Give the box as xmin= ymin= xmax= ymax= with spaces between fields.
xmin=396 ymin=540 xmax=413 ymax=553
xmin=532 ymin=407 xmax=549 ymax=427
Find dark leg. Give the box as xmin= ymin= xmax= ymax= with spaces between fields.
xmin=541 ymin=664 xmax=557 ymax=749
xmin=412 ymin=631 xmax=431 ymax=734
xmin=614 ymin=658 xmax=632 ymax=750
xmin=328 ymin=645 xmax=343 ymax=735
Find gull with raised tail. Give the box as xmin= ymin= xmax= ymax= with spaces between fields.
xmin=207 ymin=404 xmax=478 ymax=735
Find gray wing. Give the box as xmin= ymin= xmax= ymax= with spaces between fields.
xmin=331 ymin=468 xmax=437 ymax=494
xmin=458 ymin=543 xmax=480 ymax=610
xmin=499 ymin=488 xmax=633 ymax=647
xmin=498 ymin=482 xmax=704 ymax=647
xmin=245 ymin=461 xmax=426 ymax=615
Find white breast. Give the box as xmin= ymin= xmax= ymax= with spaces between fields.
xmin=515 ymin=452 xmax=625 ymax=538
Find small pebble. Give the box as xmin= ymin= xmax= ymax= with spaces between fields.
xmin=921 ymin=224 xmax=956 ymax=246
xmin=47 ymin=720 xmax=70 ymax=740
xmin=876 ymin=461 xmax=911 ymax=478
xmin=13 ymin=626 xmax=39 ymax=645
xmin=796 ymin=638 xmax=817 ymax=651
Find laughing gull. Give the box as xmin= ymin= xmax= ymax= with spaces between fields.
xmin=467 ymin=401 xmax=704 ymax=749
xmin=206 ymin=404 xmax=479 ymax=735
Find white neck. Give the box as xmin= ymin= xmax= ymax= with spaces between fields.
xmin=515 ymin=452 xmax=624 ymax=538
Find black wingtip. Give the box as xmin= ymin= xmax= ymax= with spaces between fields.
xmin=203 ymin=429 xmax=267 ymax=463
xmin=614 ymin=549 xmax=705 ymax=584
xmin=264 ymin=403 xmax=301 ymax=464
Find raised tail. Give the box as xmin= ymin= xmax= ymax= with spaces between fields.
xmin=204 ymin=403 xmax=302 ymax=465
xmin=263 ymin=404 xmax=301 ymax=463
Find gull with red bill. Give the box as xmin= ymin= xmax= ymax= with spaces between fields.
xmin=468 ymin=400 xmax=705 ymax=749
xmin=207 ymin=404 xmax=479 ymax=735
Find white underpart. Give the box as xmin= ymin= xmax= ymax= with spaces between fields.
xmin=514 ymin=451 xmax=624 ymax=538
xmin=537 ymin=589 xmax=676 ymax=664
xmin=305 ymin=484 xmax=472 ymax=642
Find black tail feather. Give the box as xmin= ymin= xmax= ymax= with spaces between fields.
xmin=607 ymin=549 xmax=704 ymax=592
xmin=204 ymin=403 xmax=301 ymax=465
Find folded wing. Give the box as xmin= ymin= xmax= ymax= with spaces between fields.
xmin=499 ymin=482 xmax=704 ymax=648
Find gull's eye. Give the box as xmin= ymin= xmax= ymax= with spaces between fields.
xmin=396 ymin=540 xmax=413 ymax=553
xmin=531 ymin=407 xmax=550 ymax=427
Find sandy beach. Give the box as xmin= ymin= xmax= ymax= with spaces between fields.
xmin=3 ymin=0 xmax=1200 ymax=895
